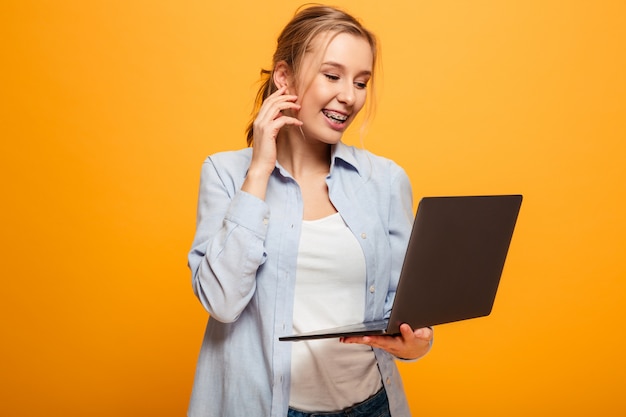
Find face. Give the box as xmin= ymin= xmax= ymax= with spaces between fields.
xmin=291 ymin=32 xmax=373 ymax=144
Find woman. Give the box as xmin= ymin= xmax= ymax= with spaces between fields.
xmin=187 ymin=5 xmax=433 ymax=416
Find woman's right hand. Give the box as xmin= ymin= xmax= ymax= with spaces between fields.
xmin=242 ymin=86 xmax=302 ymax=199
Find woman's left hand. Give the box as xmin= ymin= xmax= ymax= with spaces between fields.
xmin=340 ymin=323 xmax=433 ymax=360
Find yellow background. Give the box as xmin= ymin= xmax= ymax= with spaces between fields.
xmin=2 ymin=0 xmax=625 ymax=415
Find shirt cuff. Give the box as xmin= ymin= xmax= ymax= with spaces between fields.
xmin=225 ymin=190 xmax=271 ymax=238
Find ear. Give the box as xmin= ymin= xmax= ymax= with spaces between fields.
xmin=273 ymin=61 xmax=294 ymax=92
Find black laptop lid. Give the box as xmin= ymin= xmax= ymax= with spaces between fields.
xmin=385 ymin=194 xmax=522 ymax=333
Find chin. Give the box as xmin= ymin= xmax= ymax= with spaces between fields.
xmin=299 ymin=127 xmax=344 ymax=145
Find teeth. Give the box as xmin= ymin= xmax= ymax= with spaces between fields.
xmin=323 ymin=110 xmax=348 ymax=122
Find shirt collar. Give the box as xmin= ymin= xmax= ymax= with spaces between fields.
xmin=330 ymin=141 xmax=362 ymax=177
xmin=269 ymin=141 xmax=364 ymax=179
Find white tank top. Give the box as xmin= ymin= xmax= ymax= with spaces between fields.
xmin=289 ymin=212 xmax=382 ymax=411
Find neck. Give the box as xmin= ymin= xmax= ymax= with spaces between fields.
xmin=276 ymin=129 xmax=332 ymax=180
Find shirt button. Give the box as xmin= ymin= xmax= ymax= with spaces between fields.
xmin=263 ymin=218 xmax=269 ymax=225
xmin=386 ymin=377 xmax=391 ymax=385
xmin=361 ymin=232 xmax=367 ymax=239
xmin=369 ymin=285 xmax=375 ymax=293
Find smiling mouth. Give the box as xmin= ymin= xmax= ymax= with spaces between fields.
xmin=322 ymin=109 xmax=349 ymax=124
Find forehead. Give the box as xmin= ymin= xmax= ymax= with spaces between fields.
xmin=306 ymin=31 xmax=374 ymax=73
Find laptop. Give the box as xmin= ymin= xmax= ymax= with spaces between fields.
xmin=279 ymin=194 xmax=522 ymax=341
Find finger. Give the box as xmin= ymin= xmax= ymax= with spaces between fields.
xmin=260 ymin=91 xmax=299 ymax=113
xmin=257 ymin=87 xmax=301 ymax=125
xmin=340 ymin=335 xmax=372 ymax=345
xmin=399 ymin=323 xmax=414 ymax=339
xmin=253 ymin=108 xmax=302 ymax=144
xmin=270 ymin=114 xmax=303 ymax=131
xmin=414 ymin=326 xmax=433 ymax=340
xmin=261 ymin=85 xmax=288 ymax=104
xmin=256 ymin=99 xmax=301 ymax=126
xmin=258 ymin=88 xmax=298 ymax=115
xmin=341 ymin=335 xmax=365 ymax=344
xmin=268 ymin=85 xmax=288 ymax=97
xmin=360 ymin=335 xmax=396 ymax=350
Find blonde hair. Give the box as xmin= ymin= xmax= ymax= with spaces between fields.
xmin=245 ymin=4 xmax=379 ymax=146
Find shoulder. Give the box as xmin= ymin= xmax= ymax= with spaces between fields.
xmin=200 ymin=148 xmax=252 ymax=176
xmin=334 ymin=142 xmax=408 ymax=183
xmin=197 ymin=148 xmax=252 ymax=191
xmin=204 ymin=147 xmax=252 ymax=169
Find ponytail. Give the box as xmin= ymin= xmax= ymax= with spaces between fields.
xmin=246 ymin=69 xmax=275 ymax=146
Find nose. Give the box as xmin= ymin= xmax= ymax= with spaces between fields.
xmin=337 ymin=82 xmax=355 ymax=106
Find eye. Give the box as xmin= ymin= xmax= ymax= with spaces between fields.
xmin=324 ymin=73 xmax=340 ymax=81
xmin=354 ymin=81 xmax=368 ymax=90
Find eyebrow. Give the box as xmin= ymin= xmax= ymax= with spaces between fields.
xmin=321 ymin=61 xmax=372 ymax=77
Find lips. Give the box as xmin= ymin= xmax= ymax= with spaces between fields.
xmin=322 ymin=109 xmax=349 ymax=124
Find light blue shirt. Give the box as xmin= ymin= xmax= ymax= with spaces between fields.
xmin=187 ymin=141 xmax=415 ymax=417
